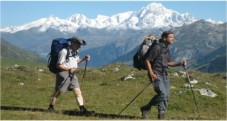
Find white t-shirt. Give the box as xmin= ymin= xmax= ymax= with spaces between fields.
xmin=57 ymin=48 xmax=80 ymax=69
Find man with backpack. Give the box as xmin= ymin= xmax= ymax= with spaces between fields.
xmin=140 ymin=31 xmax=187 ymax=119
xmin=48 ymin=36 xmax=94 ymax=115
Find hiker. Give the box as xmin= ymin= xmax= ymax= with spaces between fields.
xmin=48 ymin=36 xmax=94 ymax=115
xmin=140 ymin=31 xmax=187 ymax=119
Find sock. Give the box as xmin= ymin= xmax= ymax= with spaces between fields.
xmin=79 ymin=105 xmax=85 ymax=111
xmin=159 ymin=111 xmax=164 ymax=114
xmin=49 ymin=104 xmax=54 ymax=108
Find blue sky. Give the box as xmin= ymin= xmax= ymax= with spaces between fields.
xmin=1 ymin=1 xmax=226 ymax=27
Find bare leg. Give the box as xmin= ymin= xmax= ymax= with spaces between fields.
xmin=72 ymin=88 xmax=95 ymax=115
xmin=50 ymin=90 xmax=61 ymax=105
xmin=73 ymin=88 xmax=84 ymax=106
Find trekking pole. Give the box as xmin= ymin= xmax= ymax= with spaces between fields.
xmin=183 ymin=66 xmax=200 ymax=118
xmin=81 ymin=60 xmax=88 ymax=88
xmin=83 ymin=60 xmax=88 ymax=78
xmin=118 ymin=82 xmax=152 ymax=116
xmin=52 ymin=75 xmax=70 ymax=97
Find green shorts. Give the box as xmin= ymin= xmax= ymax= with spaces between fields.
xmin=55 ymin=71 xmax=80 ymax=93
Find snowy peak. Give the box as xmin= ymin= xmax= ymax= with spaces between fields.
xmin=39 ymin=16 xmax=77 ymax=33
xmin=206 ymin=18 xmax=224 ymax=24
xmin=1 ymin=2 xmax=201 ymax=33
xmin=1 ymin=15 xmax=76 ymax=33
xmin=146 ymin=2 xmax=166 ymax=9
xmin=37 ymin=15 xmax=76 ymax=32
xmin=139 ymin=2 xmax=171 ymax=17
xmin=67 ymin=14 xmax=88 ymax=22
xmin=136 ymin=2 xmax=198 ymax=28
xmin=66 ymin=14 xmax=90 ymax=28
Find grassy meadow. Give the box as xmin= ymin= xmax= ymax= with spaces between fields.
xmin=1 ymin=60 xmax=226 ymax=120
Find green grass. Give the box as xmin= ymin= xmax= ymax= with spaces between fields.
xmin=1 ymin=61 xmax=226 ymax=120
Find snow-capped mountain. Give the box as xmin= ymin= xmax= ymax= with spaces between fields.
xmin=1 ymin=3 xmax=198 ymax=33
xmin=1 ymin=2 xmax=225 ymax=68
xmin=206 ymin=18 xmax=224 ymax=24
xmin=1 ymin=15 xmax=77 ymax=33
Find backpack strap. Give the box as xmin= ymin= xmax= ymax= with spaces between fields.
xmin=66 ymin=48 xmax=79 ymax=61
xmin=66 ymin=47 xmax=70 ymax=62
xmin=157 ymin=43 xmax=170 ymax=75
xmin=143 ymin=40 xmax=159 ymax=59
xmin=151 ymin=42 xmax=162 ymax=63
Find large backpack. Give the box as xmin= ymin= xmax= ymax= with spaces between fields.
xmin=133 ymin=39 xmax=159 ymax=70
xmin=47 ymin=38 xmax=70 ymax=74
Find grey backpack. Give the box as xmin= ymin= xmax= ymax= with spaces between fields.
xmin=133 ymin=39 xmax=159 ymax=70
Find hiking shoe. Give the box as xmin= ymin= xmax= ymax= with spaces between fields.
xmin=48 ymin=106 xmax=55 ymax=113
xmin=158 ymin=111 xmax=165 ymax=119
xmin=79 ymin=108 xmax=95 ymax=116
xmin=140 ymin=106 xmax=150 ymax=119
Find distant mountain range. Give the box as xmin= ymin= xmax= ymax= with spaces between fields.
xmin=0 ymin=2 xmax=226 ymax=73
xmin=1 ymin=3 xmax=198 ymax=33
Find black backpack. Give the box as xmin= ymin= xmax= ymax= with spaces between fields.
xmin=133 ymin=40 xmax=159 ymax=70
xmin=47 ymin=38 xmax=70 ymax=74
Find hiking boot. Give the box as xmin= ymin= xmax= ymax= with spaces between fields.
xmin=158 ymin=111 xmax=165 ymax=119
xmin=140 ymin=106 xmax=150 ymax=119
xmin=79 ymin=106 xmax=95 ymax=116
xmin=48 ymin=105 xmax=55 ymax=113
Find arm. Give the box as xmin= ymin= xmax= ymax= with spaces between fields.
xmin=168 ymin=60 xmax=187 ymax=67
xmin=145 ymin=59 xmax=158 ymax=82
xmin=77 ymin=55 xmax=90 ymax=64
xmin=57 ymin=64 xmax=76 ymax=74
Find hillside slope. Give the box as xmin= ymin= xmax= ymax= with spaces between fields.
xmin=1 ymin=38 xmax=42 ymax=62
xmin=1 ymin=63 xmax=226 ymax=120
